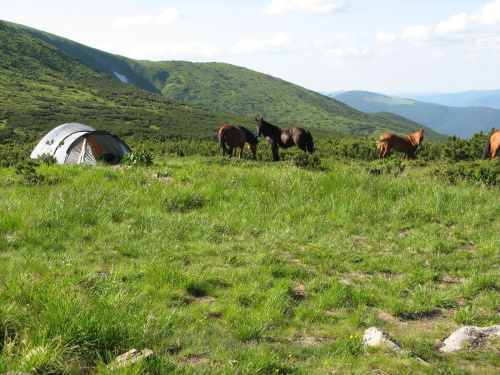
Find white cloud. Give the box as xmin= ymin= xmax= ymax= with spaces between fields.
xmin=476 ymin=36 xmax=500 ymax=52
xmin=262 ymin=0 xmax=347 ymax=15
xmin=476 ymin=0 xmax=500 ymax=26
xmin=401 ymin=25 xmax=433 ymax=45
xmin=156 ymin=8 xmax=181 ymax=25
xmin=229 ymin=33 xmax=293 ymax=54
xmin=325 ymin=46 xmax=369 ymax=58
xmin=435 ymin=12 xmax=467 ymax=35
xmin=113 ymin=15 xmax=153 ymax=28
xmin=401 ymin=0 xmax=500 ymax=46
xmin=114 ymin=8 xmax=180 ymax=28
xmin=313 ymin=35 xmax=348 ymax=48
xmin=375 ymin=31 xmax=397 ymax=44
xmin=128 ymin=43 xmax=222 ymax=60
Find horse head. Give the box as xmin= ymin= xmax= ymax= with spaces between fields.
xmin=248 ymin=143 xmax=257 ymax=157
xmin=255 ymin=118 xmax=264 ymax=137
xmin=413 ymin=129 xmax=424 ymax=146
xmin=242 ymin=126 xmax=259 ymax=157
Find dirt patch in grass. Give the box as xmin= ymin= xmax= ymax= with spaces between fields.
xmin=289 ymin=332 xmax=327 ymax=346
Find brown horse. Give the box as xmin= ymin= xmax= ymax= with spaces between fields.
xmin=376 ymin=129 xmax=424 ymax=160
xmin=255 ymin=118 xmax=314 ymax=161
xmin=481 ymin=130 xmax=500 ymax=160
xmin=218 ymin=124 xmax=258 ymax=158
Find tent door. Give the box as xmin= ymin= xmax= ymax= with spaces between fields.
xmin=74 ymin=138 xmax=96 ymax=165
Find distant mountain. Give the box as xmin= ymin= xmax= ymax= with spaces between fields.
xmin=331 ymin=91 xmax=500 ymax=139
xmin=319 ymin=90 xmax=347 ymax=96
xmin=395 ymin=89 xmax=500 ymax=110
xmin=4 ymin=21 xmax=447 ymax=141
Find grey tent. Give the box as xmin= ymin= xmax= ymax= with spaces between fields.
xmin=30 ymin=123 xmax=131 ymax=165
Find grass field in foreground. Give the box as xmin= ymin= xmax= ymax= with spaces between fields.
xmin=0 ymin=156 xmax=499 ymax=374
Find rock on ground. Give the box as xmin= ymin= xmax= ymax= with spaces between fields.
xmin=440 ymin=325 xmax=500 ymax=353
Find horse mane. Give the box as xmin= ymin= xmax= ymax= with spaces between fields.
xmin=409 ymin=129 xmax=424 ymax=146
xmin=406 ymin=133 xmax=418 ymax=147
xmin=257 ymin=118 xmax=281 ymax=135
xmin=238 ymin=126 xmax=258 ymax=144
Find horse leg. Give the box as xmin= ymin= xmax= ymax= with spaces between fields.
xmin=306 ymin=131 xmax=314 ymax=153
xmin=379 ymin=145 xmax=388 ymax=159
xmin=272 ymin=147 xmax=279 ymax=161
xmin=492 ymin=145 xmax=497 ymax=160
xmin=295 ymin=137 xmax=307 ymax=152
xmin=239 ymin=146 xmax=243 ymax=159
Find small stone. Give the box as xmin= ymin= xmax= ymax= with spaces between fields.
xmin=108 ymin=348 xmax=153 ymax=370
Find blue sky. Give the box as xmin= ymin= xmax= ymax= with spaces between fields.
xmin=2 ymin=0 xmax=500 ymax=94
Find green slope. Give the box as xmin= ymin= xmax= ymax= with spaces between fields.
xmin=8 ymin=20 xmax=446 ymax=142
xmin=333 ymin=90 xmax=500 ymax=139
xmin=0 ymin=21 xmax=255 ymax=141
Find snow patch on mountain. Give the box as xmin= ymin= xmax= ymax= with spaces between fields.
xmin=114 ymin=72 xmax=128 ymax=83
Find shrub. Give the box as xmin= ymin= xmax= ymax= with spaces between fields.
xmin=434 ymin=160 xmax=500 ymax=185
xmin=122 ymin=150 xmax=155 ymax=166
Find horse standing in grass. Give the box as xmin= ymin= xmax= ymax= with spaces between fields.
xmin=218 ymin=124 xmax=258 ymax=158
xmin=481 ymin=130 xmax=500 ymax=160
xmin=376 ymin=129 xmax=424 ymax=160
xmin=255 ymin=118 xmax=314 ymax=161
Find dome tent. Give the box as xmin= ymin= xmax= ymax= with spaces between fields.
xmin=31 ymin=123 xmax=131 ymax=165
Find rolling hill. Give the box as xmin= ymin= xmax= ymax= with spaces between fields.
xmin=331 ymin=90 xmax=500 ymax=139
xmin=1 ymin=20 xmax=446 ymax=142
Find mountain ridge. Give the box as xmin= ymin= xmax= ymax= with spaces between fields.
xmin=395 ymin=89 xmax=500 ymax=110
xmin=331 ymin=90 xmax=500 ymax=139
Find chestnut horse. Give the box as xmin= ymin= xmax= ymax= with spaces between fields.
xmin=376 ymin=129 xmax=424 ymax=160
xmin=255 ymin=118 xmax=314 ymax=161
xmin=218 ymin=124 xmax=258 ymax=158
xmin=481 ymin=130 xmax=500 ymax=160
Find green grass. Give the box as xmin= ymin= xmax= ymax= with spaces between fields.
xmin=1 ymin=156 xmax=499 ymax=374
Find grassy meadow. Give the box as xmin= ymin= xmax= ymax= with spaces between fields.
xmin=1 ymin=147 xmax=499 ymax=374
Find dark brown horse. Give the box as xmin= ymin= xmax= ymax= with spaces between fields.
xmin=481 ymin=130 xmax=500 ymax=160
xmin=255 ymin=118 xmax=313 ymax=161
xmin=376 ymin=129 xmax=424 ymax=160
xmin=218 ymin=124 xmax=258 ymax=158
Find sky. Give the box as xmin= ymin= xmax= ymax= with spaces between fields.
xmin=1 ymin=0 xmax=500 ymax=95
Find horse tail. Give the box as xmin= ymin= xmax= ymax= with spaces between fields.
xmin=219 ymin=128 xmax=228 ymax=154
xmin=376 ymin=139 xmax=386 ymax=149
xmin=482 ymin=134 xmax=492 ymax=160
xmin=306 ymin=131 xmax=314 ymax=153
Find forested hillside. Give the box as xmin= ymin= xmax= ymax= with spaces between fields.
xmin=0 ymin=21 xmax=256 ymax=142
xmin=6 ymin=20 xmax=446 ymax=142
